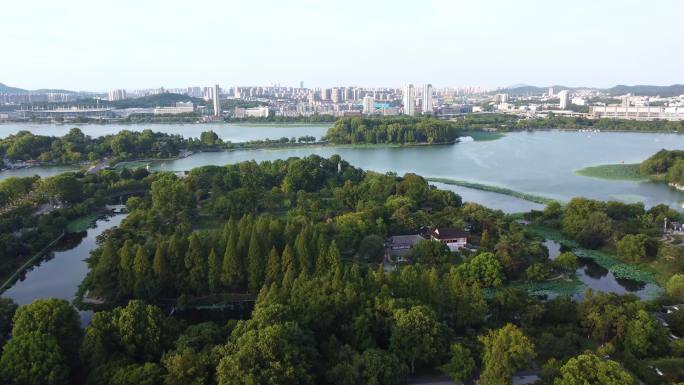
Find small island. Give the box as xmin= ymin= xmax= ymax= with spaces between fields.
xmin=576 ymin=149 xmax=684 ymax=190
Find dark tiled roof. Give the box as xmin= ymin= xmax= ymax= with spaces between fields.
xmin=432 ymin=227 xmax=469 ymax=240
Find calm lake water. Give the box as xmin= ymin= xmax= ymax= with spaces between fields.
xmin=3 ymin=124 xmax=684 ymax=211
xmin=3 ymin=212 xmax=126 ymax=325
xmin=144 ymin=130 xmax=684 ymax=209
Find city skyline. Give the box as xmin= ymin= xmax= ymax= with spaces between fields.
xmin=2 ymin=0 xmax=683 ymax=90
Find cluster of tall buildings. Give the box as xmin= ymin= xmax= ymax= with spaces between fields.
xmin=401 ymin=84 xmax=433 ymax=116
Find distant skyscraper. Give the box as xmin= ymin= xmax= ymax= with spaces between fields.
xmin=331 ymin=87 xmax=342 ymax=103
xmin=402 ymin=84 xmax=416 ymax=116
xmin=300 ymin=81 xmax=304 ymax=89
xmin=362 ymin=95 xmax=375 ymax=114
xmin=422 ymin=84 xmax=433 ymax=114
xmin=108 ymin=89 xmax=126 ymax=101
xmin=548 ymin=87 xmax=554 ymax=97
xmin=558 ymin=90 xmax=569 ymax=109
xmin=320 ymin=88 xmax=330 ymax=101
xmin=213 ymin=84 xmax=221 ymax=117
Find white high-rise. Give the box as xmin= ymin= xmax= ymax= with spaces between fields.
xmin=362 ymin=95 xmax=375 ymax=114
xmin=558 ymin=90 xmax=570 ymax=110
xmin=213 ymin=84 xmax=221 ymax=117
xmin=422 ymin=84 xmax=433 ymax=114
xmin=403 ymin=84 xmax=416 ymax=116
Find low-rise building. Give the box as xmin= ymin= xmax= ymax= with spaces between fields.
xmin=153 ymin=102 xmax=194 ymax=115
xmin=430 ymin=227 xmax=469 ymax=251
xmin=386 ymin=234 xmax=425 ymax=258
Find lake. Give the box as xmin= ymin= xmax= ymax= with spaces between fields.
xmin=2 ymin=211 xmax=126 ymax=325
xmin=146 ymin=130 xmax=684 ymax=209
xmin=3 ymin=123 xmax=684 ymax=211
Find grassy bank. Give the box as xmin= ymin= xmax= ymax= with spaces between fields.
xmin=66 ymin=212 xmax=103 ymax=233
xmin=426 ymin=177 xmax=555 ymax=205
xmin=575 ymin=163 xmax=646 ymax=181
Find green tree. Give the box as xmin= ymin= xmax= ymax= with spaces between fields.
xmin=0 ymin=297 xmax=18 ymax=342
xmin=357 ymin=234 xmax=384 ymax=261
xmin=265 ymin=247 xmax=281 ymax=285
xmin=216 ymin=322 xmax=314 ymax=385
xmin=478 ymin=323 xmax=535 ymax=385
xmin=247 ymin=229 xmax=264 ymax=292
xmin=92 ymin=239 xmax=121 ymax=296
xmin=666 ymin=274 xmax=684 ymax=301
xmin=441 ymin=343 xmax=476 ymax=382
xmin=411 ymin=239 xmax=451 ymax=265
xmin=11 ymin=298 xmax=81 ymax=361
xmin=624 ymin=309 xmax=668 ymax=358
xmin=553 ymin=353 xmax=634 ymax=385
xmin=207 ymin=248 xmax=221 ymax=293
xmin=133 ymin=244 xmax=152 ymax=297
xmin=555 ymin=252 xmax=578 ymax=275
xmin=0 ymin=332 xmax=70 ymax=385
xmin=162 ymin=348 xmax=213 ymax=385
xmin=221 ymin=222 xmax=243 ymax=290
xmin=185 ymin=233 xmax=207 ymax=293
xmin=389 ymin=305 xmax=444 ymax=374
xmin=152 ymin=241 xmax=173 ymax=295
xmin=616 ymin=234 xmax=648 ymax=263
xmin=457 ymin=252 xmax=504 ymax=287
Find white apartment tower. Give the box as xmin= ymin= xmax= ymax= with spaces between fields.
xmin=558 ymin=90 xmax=570 ymax=110
xmin=362 ymin=95 xmax=375 ymax=114
xmin=422 ymin=84 xmax=433 ymax=114
xmin=403 ymin=84 xmax=416 ymax=116
xmin=213 ymin=84 xmax=221 ymax=117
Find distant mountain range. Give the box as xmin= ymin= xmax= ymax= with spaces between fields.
xmin=503 ymin=84 xmax=684 ymax=97
xmin=0 ymin=82 xmax=80 ymax=95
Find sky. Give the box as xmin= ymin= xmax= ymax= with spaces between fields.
xmin=1 ymin=0 xmax=683 ymax=91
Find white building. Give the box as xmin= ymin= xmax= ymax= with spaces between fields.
xmin=571 ymin=97 xmax=586 ymax=106
xmin=108 ymin=89 xmax=127 ymax=101
xmin=245 ymin=106 xmax=270 ymax=118
xmin=422 ymin=84 xmax=433 ymax=114
xmin=591 ymin=105 xmax=684 ymax=121
xmin=213 ymin=84 xmax=221 ymax=117
xmin=558 ymin=90 xmax=570 ymax=109
xmin=362 ymin=95 xmax=375 ymax=114
xmin=402 ymin=84 xmax=416 ymax=116
xmin=548 ymin=87 xmax=554 ymax=97
xmin=153 ymin=102 xmax=194 ymax=115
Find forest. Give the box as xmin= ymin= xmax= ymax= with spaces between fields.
xmin=640 ymin=149 xmax=684 ymax=186
xmin=0 ymin=155 xmax=682 ymax=384
xmin=325 ymin=117 xmax=463 ymax=144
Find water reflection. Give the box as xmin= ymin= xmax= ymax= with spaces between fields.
xmin=3 ymin=210 xmax=126 ymax=326
xmin=543 ymin=239 xmax=652 ymax=299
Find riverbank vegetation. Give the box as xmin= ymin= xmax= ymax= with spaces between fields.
xmin=575 ymin=149 xmax=684 ymax=185
xmin=427 ymin=177 xmax=555 ymax=205
xmin=326 ymin=116 xmax=463 ymax=144
xmin=2 ymin=157 xmax=684 ymax=384
xmin=0 ymin=169 xmax=150 ymax=289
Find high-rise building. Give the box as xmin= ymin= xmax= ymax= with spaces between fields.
xmin=213 ymin=84 xmax=221 ymax=117
xmin=331 ymin=87 xmax=342 ymax=103
xmin=108 ymin=89 xmax=127 ymax=101
xmin=402 ymin=84 xmax=416 ymax=116
xmin=558 ymin=90 xmax=570 ymax=109
xmin=422 ymin=84 xmax=433 ymax=114
xmin=300 ymin=81 xmax=304 ymax=89
xmin=362 ymin=95 xmax=375 ymax=114
xmin=548 ymin=87 xmax=554 ymax=97
xmin=320 ymin=88 xmax=330 ymax=101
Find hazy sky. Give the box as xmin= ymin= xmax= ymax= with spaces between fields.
xmin=2 ymin=0 xmax=682 ymax=91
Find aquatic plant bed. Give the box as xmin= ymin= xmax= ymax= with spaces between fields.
xmin=528 ymin=225 xmax=658 ymax=285
xmin=575 ymin=163 xmax=646 ymax=181
xmin=426 ymin=177 xmax=555 ymax=205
